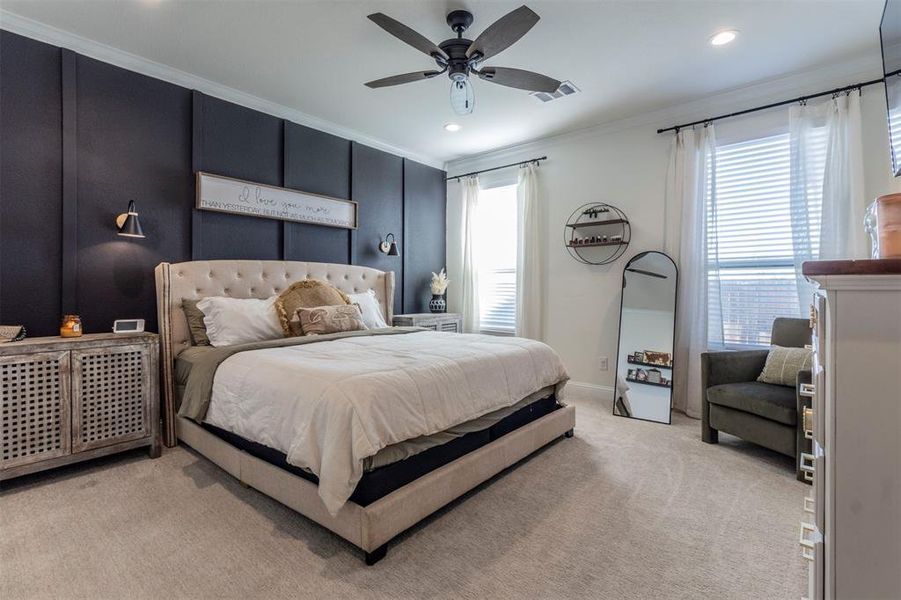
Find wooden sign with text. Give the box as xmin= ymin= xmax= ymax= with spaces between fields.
xmin=196 ymin=172 xmax=357 ymax=229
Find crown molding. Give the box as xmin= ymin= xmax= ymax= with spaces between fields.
xmin=445 ymin=51 xmax=883 ymax=171
xmin=0 ymin=10 xmax=444 ymax=170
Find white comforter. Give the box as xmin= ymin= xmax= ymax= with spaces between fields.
xmin=204 ymin=331 xmax=568 ymax=514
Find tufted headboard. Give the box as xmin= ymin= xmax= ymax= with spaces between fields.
xmin=154 ymin=260 xmax=394 ymax=446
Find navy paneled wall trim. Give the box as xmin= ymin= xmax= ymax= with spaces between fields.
xmin=0 ymin=31 xmax=446 ymax=336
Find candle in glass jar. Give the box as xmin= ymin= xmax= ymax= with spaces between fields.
xmin=60 ymin=314 xmax=83 ymax=337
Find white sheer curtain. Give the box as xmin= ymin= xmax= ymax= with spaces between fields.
xmin=789 ymin=90 xmax=867 ymax=306
xmin=460 ymin=176 xmax=481 ymax=333
xmin=664 ymin=125 xmax=718 ymax=418
xmin=516 ymin=163 xmax=542 ymax=339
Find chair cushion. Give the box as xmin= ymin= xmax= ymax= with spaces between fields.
xmin=770 ymin=317 xmax=812 ymax=348
xmin=706 ymin=381 xmax=797 ymax=425
xmin=757 ymin=345 xmax=812 ymax=386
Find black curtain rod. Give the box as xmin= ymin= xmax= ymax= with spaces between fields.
xmin=656 ymin=75 xmax=888 ymax=134
xmin=446 ymin=156 xmax=547 ymax=181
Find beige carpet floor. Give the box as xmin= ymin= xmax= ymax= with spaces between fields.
xmin=1 ymin=390 xmax=807 ymax=600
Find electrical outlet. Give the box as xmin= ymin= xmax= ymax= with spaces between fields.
xmin=598 ymin=356 xmax=609 ymax=371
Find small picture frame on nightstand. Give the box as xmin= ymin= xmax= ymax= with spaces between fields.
xmin=113 ymin=319 xmax=145 ymax=334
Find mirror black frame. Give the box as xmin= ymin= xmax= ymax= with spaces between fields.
xmin=612 ymin=250 xmax=679 ymax=425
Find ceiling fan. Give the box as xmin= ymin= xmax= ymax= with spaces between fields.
xmin=365 ymin=5 xmax=562 ymax=115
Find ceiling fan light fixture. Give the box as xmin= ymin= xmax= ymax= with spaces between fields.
xmin=365 ymin=6 xmax=561 ymax=115
xmin=709 ymin=29 xmax=739 ymax=46
xmin=450 ymin=79 xmax=475 ymax=115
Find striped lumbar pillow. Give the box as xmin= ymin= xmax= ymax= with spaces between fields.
xmin=757 ymin=345 xmax=813 ymax=386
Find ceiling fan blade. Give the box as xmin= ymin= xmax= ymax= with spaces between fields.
xmin=365 ymin=70 xmax=443 ymax=89
xmin=466 ymin=5 xmax=540 ymax=61
xmin=368 ymin=13 xmax=447 ymax=59
xmin=477 ymin=67 xmax=561 ymax=93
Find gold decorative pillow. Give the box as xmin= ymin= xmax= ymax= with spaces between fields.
xmin=292 ymin=304 xmax=367 ymax=336
xmin=182 ymin=299 xmax=211 ymax=346
xmin=275 ymin=279 xmax=351 ymax=336
xmin=757 ymin=345 xmax=813 ymax=386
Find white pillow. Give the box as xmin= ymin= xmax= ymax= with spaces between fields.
xmin=347 ymin=289 xmax=389 ymax=329
xmin=196 ymin=296 xmax=283 ymax=347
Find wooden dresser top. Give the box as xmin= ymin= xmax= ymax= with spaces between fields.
xmin=0 ymin=332 xmax=158 ymax=355
xmin=802 ymin=258 xmax=901 ymax=276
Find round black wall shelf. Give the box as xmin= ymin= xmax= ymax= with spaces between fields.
xmin=563 ymin=203 xmax=631 ymax=265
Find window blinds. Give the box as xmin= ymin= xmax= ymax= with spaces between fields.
xmin=707 ymin=131 xmax=825 ymax=347
xmin=475 ymin=184 xmax=518 ymax=334
xmin=479 ymin=268 xmax=517 ymax=332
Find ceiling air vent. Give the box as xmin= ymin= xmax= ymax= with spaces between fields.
xmin=531 ymin=80 xmax=580 ymax=103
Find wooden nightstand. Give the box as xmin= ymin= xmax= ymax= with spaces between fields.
xmin=0 ymin=332 xmax=160 ymax=481
xmin=393 ymin=313 xmax=463 ymax=333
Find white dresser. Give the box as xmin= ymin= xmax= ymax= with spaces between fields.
xmin=801 ymin=259 xmax=901 ymax=600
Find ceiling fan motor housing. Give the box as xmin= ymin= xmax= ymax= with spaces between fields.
xmin=439 ymin=38 xmax=474 ymax=81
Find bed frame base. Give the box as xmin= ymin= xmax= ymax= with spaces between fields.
xmin=176 ymin=404 xmax=575 ymax=564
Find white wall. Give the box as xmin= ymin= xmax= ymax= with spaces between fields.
xmin=446 ymin=56 xmax=901 ymax=394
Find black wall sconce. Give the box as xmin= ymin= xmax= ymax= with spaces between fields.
xmin=116 ymin=200 xmax=145 ymax=238
xmin=378 ymin=233 xmax=399 ymax=256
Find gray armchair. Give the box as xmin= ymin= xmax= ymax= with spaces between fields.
xmin=701 ymin=318 xmax=812 ymax=482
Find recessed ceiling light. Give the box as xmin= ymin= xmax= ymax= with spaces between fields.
xmin=444 ymin=122 xmax=461 ymax=132
xmin=709 ymin=30 xmax=739 ymax=46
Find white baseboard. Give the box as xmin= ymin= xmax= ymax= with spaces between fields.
xmin=565 ymin=381 xmax=614 ymax=401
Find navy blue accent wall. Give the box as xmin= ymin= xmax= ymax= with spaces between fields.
xmin=284 ymin=122 xmax=352 ymax=264
xmin=0 ymin=30 xmax=446 ymax=335
xmin=352 ymin=143 xmax=405 ymax=316
xmin=0 ymin=33 xmax=63 ymax=337
xmin=403 ymin=160 xmax=447 ymax=313
xmin=194 ymin=94 xmax=284 ymax=261
xmin=74 ymin=54 xmax=193 ymax=335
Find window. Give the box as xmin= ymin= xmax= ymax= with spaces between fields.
xmin=474 ymin=184 xmax=518 ymax=334
xmin=707 ymin=132 xmax=825 ymax=347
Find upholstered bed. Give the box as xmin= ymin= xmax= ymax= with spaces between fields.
xmin=155 ymin=260 xmax=575 ymax=564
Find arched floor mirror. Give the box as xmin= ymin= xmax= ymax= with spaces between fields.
xmin=613 ymin=251 xmax=678 ymax=424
